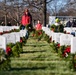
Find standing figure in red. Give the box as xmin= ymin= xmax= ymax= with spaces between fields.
xmin=35 ymin=20 xmax=42 ymax=31
xmin=35 ymin=20 xmax=42 ymax=41
xmin=21 ymin=8 xmax=32 ymax=39
xmin=21 ymin=8 xmax=32 ymax=30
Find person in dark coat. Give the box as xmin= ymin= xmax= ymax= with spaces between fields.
xmin=65 ymin=20 xmax=72 ymax=27
xmin=7 ymin=22 xmax=11 ymax=26
xmin=72 ymin=20 xmax=76 ymax=27
xmin=1 ymin=22 xmax=5 ymax=26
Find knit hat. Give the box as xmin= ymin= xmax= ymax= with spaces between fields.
xmin=55 ymin=18 xmax=60 ymax=23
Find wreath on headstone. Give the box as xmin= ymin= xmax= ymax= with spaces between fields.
xmin=50 ymin=18 xmax=64 ymax=32
xmin=50 ymin=24 xmax=64 ymax=32
xmin=0 ymin=48 xmax=11 ymax=71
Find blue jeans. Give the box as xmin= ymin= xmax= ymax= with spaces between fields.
xmin=21 ymin=25 xmax=29 ymax=39
xmin=71 ymin=32 xmax=75 ymax=36
xmin=25 ymin=31 xmax=29 ymax=39
xmin=21 ymin=25 xmax=25 ymax=30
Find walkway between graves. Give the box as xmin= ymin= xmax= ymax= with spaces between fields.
xmin=1 ymin=34 xmax=76 ymax=75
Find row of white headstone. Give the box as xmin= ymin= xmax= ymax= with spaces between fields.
xmin=64 ymin=27 xmax=76 ymax=35
xmin=0 ymin=26 xmax=27 ymax=52
xmin=42 ymin=27 xmax=76 ymax=54
xmin=0 ymin=26 xmax=19 ymax=32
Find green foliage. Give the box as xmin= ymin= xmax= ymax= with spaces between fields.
xmin=58 ymin=45 xmax=66 ymax=57
xmin=6 ymin=39 xmax=26 ymax=57
xmin=22 ymin=37 xmax=27 ymax=44
xmin=7 ymin=43 xmax=15 ymax=48
xmin=1 ymin=33 xmax=76 ymax=74
xmin=44 ymin=34 xmax=50 ymax=43
xmin=50 ymin=24 xmax=64 ymax=33
xmin=19 ymin=24 xmax=22 ymax=30
xmin=10 ymin=29 xmax=20 ymax=32
xmin=12 ymin=45 xmax=20 ymax=57
xmin=7 ymin=42 xmax=23 ymax=57
xmin=51 ymin=42 xmax=59 ymax=53
xmin=26 ymin=24 xmax=30 ymax=30
xmin=16 ymin=42 xmax=23 ymax=53
xmin=58 ymin=24 xmax=64 ymax=32
xmin=50 ymin=24 xmax=56 ymax=28
xmin=69 ymin=54 xmax=76 ymax=71
xmin=0 ymin=48 xmax=11 ymax=71
xmin=14 ymin=29 xmax=20 ymax=32
xmin=50 ymin=24 xmax=56 ymax=30
xmin=35 ymin=30 xmax=43 ymax=41
xmin=35 ymin=30 xmax=40 ymax=38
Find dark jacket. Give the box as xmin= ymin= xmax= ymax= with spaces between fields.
xmin=65 ymin=21 xmax=72 ymax=27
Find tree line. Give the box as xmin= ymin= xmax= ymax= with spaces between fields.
xmin=0 ymin=0 xmax=76 ymax=26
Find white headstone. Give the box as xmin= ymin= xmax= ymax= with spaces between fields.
xmin=52 ymin=32 xmax=55 ymax=41
xmin=0 ymin=27 xmax=3 ymax=32
xmin=19 ymin=30 xmax=27 ymax=37
xmin=6 ymin=26 xmax=10 ymax=31
xmin=45 ymin=27 xmax=50 ymax=34
xmin=0 ymin=36 xmax=6 ymax=51
xmin=60 ymin=34 xmax=73 ymax=46
xmin=54 ymin=33 xmax=63 ymax=43
xmin=6 ymin=33 xmax=16 ymax=44
xmin=71 ymin=37 xmax=76 ymax=54
xmin=11 ymin=32 xmax=20 ymax=42
xmin=48 ymin=30 xmax=52 ymax=37
xmin=3 ymin=27 xmax=7 ymax=32
xmin=64 ymin=27 xmax=73 ymax=33
xmin=42 ymin=27 xmax=46 ymax=31
xmin=3 ymin=34 xmax=16 ymax=44
xmin=49 ymin=16 xmax=55 ymax=25
xmin=12 ymin=26 xmax=19 ymax=30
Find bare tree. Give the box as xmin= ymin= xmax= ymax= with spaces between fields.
xmin=57 ymin=0 xmax=76 ymax=16
xmin=1 ymin=0 xmax=76 ymax=26
xmin=23 ymin=0 xmax=53 ymax=26
xmin=0 ymin=0 xmax=54 ymax=26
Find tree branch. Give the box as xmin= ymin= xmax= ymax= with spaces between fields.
xmin=46 ymin=0 xmax=53 ymax=4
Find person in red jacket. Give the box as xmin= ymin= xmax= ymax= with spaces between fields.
xmin=35 ymin=20 xmax=42 ymax=31
xmin=35 ymin=20 xmax=42 ymax=41
xmin=21 ymin=8 xmax=32 ymax=39
xmin=21 ymin=8 xmax=32 ymax=30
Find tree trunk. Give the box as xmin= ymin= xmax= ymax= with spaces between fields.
xmin=5 ymin=14 xmax=7 ymax=26
xmin=4 ymin=0 xmax=7 ymax=26
xmin=43 ymin=0 xmax=46 ymax=27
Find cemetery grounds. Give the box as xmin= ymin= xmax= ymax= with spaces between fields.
xmin=0 ymin=32 xmax=76 ymax=75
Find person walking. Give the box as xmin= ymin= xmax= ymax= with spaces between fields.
xmin=21 ymin=8 xmax=32 ymax=39
xmin=21 ymin=8 xmax=32 ymax=30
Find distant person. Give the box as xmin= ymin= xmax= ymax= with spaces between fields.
xmin=7 ymin=22 xmax=11 ymax=26
xmin=58 ymin=24 xmax=64 ymax=32
xmin=71 ymin=19 xmax=76 ymax=36
xmin=54 ymin=18 xmax=60 ymax=32
xmin=35 ymin=20 xmax=42 ymax=41
xmin=21 ymin=8 xmax=32 ymax=30
xmin=1 ymin=22 xmax=5 ymax=26
xmin=74 ymin=20 xmax=76 ymax=27
xmin=65 ymin=20 xmax=72 ymax=27
xmin=54 ymin=18 xmax=64 ymax=32
xmin=35 ymin=20 xmax=42 ymax=31
xmin=72 ymin=20 xmax=76 ymax=27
